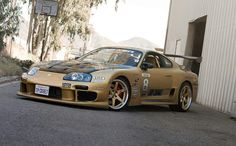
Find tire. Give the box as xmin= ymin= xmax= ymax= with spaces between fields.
xmin=108 ymin=77 xmax=131 ymax=111
xmin=169 ymin=82 xmax=193 ymax=112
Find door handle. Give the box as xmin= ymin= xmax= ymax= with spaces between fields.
xmin=165 ymin=75 xmax=172 ymax=77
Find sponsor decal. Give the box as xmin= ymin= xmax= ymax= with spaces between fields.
xmin=92 ymin=87 xmax=106 ymax=90
xmin=92 ymin=76 xmax=106 ymax=83
xmin=62 ymin=83 xmax=71 ymax=88
xmin=132 ymin=86 xmax=139 ymax=97
xmin=131 ymin=77 xmax=140 ymax=97
xmin=134 ymin=78 xmax=139 ymax=83
xmin=142 ymin=73 xmax=150 ymax=78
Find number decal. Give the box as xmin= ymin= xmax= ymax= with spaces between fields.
xmin=143 ymin=78 xmax=149 ymax=91
xmin=142 ymin=78 xmax=149 ymax=96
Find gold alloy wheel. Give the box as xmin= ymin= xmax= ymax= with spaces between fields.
xmin=108 ymin=79 xmax=129 ymax=110
xmin=179 ymin=85 xmax=192 ymax=110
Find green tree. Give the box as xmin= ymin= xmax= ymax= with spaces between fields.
xmin=27 ymin=0 xmax=120 ymax=61
xmin=0 ymin=0 xmax=26 ymax=52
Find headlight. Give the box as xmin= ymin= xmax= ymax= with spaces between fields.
xmin=28 ymin=67 xmax=39 ymax=76
xmin=63 ymin=73 xmax=92 ymax=82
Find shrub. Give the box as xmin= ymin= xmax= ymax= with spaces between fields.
xmin=0 ymin=55 xmax=34 ymax=77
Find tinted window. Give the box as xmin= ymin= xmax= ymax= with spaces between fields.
xmin=158 ymin=55 xmax=173 ymax=68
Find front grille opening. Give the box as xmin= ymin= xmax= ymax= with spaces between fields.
xmin=21 ymin=83 xmax=27 ymax=93
xmin=77 ymin=91 xmax=97 ymax=101
xmin=49 ymin=87 xmax=62 ymax=99
xmin=170 ymin=89 xmax=175 ymax=96
xmin=75 ymin=85 xmax=88 ymax=90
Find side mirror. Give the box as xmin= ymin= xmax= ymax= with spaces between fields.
xmin=179 ymin=65 xmax=186 ymax=70
xmin=141 ymin=62 xmax=154 ymax=70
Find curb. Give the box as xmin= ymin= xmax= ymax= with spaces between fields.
xmin=0 ymin=76 xmax=20 ymax=85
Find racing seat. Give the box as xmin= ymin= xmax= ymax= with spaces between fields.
xmin=145 ymin=56 xmax=159 ymax=68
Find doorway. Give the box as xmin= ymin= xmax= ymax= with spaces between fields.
xmin=185 ymin=16 xmax=207 ymax=75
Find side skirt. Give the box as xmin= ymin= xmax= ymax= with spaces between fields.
xmin=141 ymin=101 xmax=177 ymax=105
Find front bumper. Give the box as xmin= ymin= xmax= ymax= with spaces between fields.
xmin=17 ymin=92 xmax=108 ymax=108
xmin=17 ymin=71 xmax=109 ymax=108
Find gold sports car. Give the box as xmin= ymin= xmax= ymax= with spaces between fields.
xmin=18 ymin=46 xmax=198 ymax=111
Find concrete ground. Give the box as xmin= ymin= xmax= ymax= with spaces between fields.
xmin=0 ymin=82 xmax=235 ymax=146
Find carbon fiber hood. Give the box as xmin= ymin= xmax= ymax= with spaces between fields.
xmin=33 ymin=60 xmax=133 ymax=74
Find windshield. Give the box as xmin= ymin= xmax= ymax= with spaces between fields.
xmin=78 ymin=48 xmax=143 ymax=67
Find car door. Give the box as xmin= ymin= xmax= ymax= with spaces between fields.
xmin=140 ymin=52 xmax=174 ymax=102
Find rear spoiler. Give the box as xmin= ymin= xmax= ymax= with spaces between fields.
xmin=164 ymin=54 xmax=202 ymax=63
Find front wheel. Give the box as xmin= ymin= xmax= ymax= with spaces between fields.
xmin=169 ymin=82 xmax=193 ymax=112
xmin=108 ymin=78 xmax=130 ymax=111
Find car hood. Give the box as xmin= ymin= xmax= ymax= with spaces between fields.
xmin=33 ymin=60 xmax=133 ymax=74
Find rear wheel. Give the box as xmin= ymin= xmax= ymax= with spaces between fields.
xmin=169 ymin=82 xmax=192 ymax=112
xmin=108 ymin=78 xmax=130 ymax=111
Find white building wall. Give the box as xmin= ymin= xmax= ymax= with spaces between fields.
xmin=166 ymin=0 xmax=236 ymax=113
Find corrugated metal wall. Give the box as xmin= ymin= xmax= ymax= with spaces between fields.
xmin=165 ymin=0 xmax=236 ymax=113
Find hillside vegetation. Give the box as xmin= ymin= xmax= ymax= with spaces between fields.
xmin=0 ymin=55 xmax=33 ymax=77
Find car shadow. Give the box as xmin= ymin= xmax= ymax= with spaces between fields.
xmin=125 ymin=105 xmax=171 ymax=112
xmin=19 ymin=97 xmax=174 ymax=112
xmin=18 ymin=97 xmax=107 ymax=111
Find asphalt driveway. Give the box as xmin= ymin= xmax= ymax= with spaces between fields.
xmin=0 ymin=82 xmax=235 ymax=146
